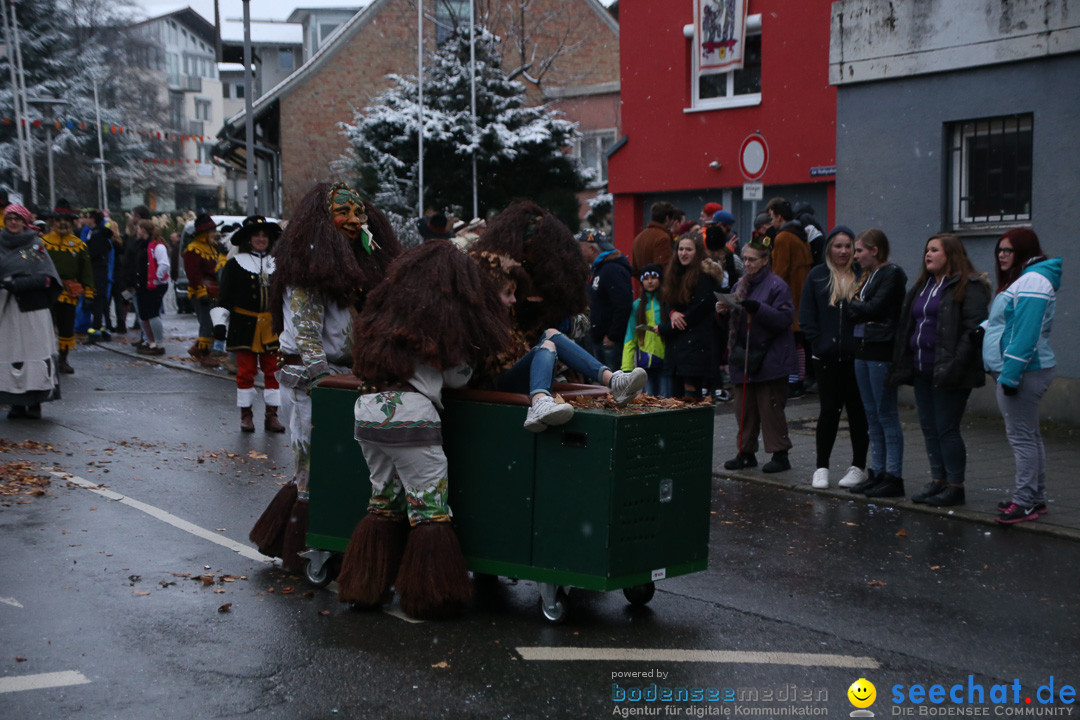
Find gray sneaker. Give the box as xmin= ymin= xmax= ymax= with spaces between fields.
xmin=523 ymin=395 xmax=574 ymax=432
xmin=609 ymin=368 xmax=647 ymax=405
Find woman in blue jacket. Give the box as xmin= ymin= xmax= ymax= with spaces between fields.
xmin=982 ymin=228 xmax=1061 ymax=524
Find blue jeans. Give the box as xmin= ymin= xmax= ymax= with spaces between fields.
xmin=645 ymin=367 xmax=674 ymax=398
xmin=912 ymin=372 xmax=971 ymax=485
xmin=496 ymin=330 xmax=607 ymax=397
xmin=854 ymin=359 xmax=904 ymax=476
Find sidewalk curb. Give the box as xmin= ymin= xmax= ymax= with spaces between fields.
xmin=92 ymin=342 xmax=262 ymax=387
xmin=715 ymin=468 xmax=1080 ymax=542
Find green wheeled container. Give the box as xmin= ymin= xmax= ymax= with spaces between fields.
xmin=302 ymin=375 xmax=714 ymax=623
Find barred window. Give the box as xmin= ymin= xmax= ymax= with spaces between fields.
xmin=949 ymin=114 xmax=1032 ymax=228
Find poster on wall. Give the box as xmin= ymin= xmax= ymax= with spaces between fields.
xmin=696 ymin=0 xmax=749 ymax=74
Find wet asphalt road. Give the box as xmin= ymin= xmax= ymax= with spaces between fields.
xmin=1 ymin=340 xmax=1078 ymax=719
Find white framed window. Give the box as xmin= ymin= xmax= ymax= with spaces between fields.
xmin=949 ymin=114 xmax=1032 ymax=229
xmin=279 ymin=48 xmax=294 ymax=70
xmin=689 ymin=14 xmax=761 ymax=112
xmin=194 ymin=98 xmax=212 ymax=122
xmin=576 ymin=130 xmax=618 ymax=187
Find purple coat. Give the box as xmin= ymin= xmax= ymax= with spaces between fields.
xmin=729 ymin=268 xmax=797 ymax=384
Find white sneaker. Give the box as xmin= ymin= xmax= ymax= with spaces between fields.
xmin=837 ymin=466 xmax=867 ymax=488
xmin=523 ymin=394 xmax=574 ymax=432
xmin=812 ymin=468 xmax=830 ymax=489
xmin=609 ymin=368 xmax=647 ymax=405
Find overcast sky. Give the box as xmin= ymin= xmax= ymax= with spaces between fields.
xmin=133 ymin=0 xmax=614 ymax=26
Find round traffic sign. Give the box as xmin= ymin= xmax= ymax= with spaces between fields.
xmin=739 ymin=134 xmax=769 ymax=181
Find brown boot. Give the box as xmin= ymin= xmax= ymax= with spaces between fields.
xmin=240 ymin=407 xmax=255 ymax=433
xmin=264 ymin=406 xmax=285 ymax=433
xmin=58 ymin=350 xmax=74 ymax=374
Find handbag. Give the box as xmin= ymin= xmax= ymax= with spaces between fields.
xmin=730 ymin=344 xmax=766 ymax=375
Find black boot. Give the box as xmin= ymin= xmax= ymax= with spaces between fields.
xmin=911 ymin=480 xmax=947 ymax=504
xmin=863 ymin=472 xmax=905 ymax=498
xmin=924 ymin=484 xmax=965 ymax=507
xmin=723 ymin=452 xmax=757 ymax=470
xmin=58 ymin=350 xmax=74 ymax=374
xmin=762 ymin=451 xmax=791 ymax=473
xmin=848 ymin=469 xmax=878 ymax=494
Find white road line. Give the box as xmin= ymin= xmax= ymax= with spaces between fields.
xmin=52 ymin=471 xmax=274 ymax=564
xmin=0 ymin=597 xmax=24 ymax=608
xmin=0 ymin=670 xmax=91 ymax=694
xmin=516 ymin=647 xmax=879 ymax=669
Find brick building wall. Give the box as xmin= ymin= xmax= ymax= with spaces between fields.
xmin=276 ymin=0 xmax=619 ymax=214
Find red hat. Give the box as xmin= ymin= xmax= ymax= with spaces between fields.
xmin=703 ymin=202 xmax=723 ymax=217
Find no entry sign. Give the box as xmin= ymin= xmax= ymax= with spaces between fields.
xmin=739 ymin=133 xmax=768 ymax=181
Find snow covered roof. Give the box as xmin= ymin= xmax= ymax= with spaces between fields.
xmin=220 ymin=20 xmax=303 ymax=44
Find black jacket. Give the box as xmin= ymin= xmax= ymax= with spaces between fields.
xmin=888 ymin=273 xmax=990 ymax=389
xmin=847 ymin=263 xmax=907 ymax=361
xmin=799 ymin=264 xmax=856 ymax=361
xmin=588 ymin=251 xmax=633 ymax=346
xmin=660 ymin=272 xmax=720 ymax=377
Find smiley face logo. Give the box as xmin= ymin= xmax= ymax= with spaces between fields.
xmin=848 ymin=678 xmax=876 ymax=708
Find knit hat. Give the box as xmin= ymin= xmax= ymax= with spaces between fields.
xmin=639 ymin=263 xmax=663 ymax=280
xmin=712 ymin=210 xmax=735 ymax=226
xmin=3 ymin=203 xmax=32 ymax=225
xmin=577 ymin=228 xmax=614 ymax=252
xmin=703 ymin=202 xmax=723 ymax=217
xmin=746 ymin=232 xmax=773 ymax=253
xmin=193 ymin=213 xmax=216 ymax=235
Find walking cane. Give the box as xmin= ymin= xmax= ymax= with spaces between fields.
xmin=736 ymin=311 xmax=752 ymax=454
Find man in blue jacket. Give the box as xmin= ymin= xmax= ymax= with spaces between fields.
xmin=580 ymin=230 xmax=633 ymax=371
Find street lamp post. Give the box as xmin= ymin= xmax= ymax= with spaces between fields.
xmin=27 ymin=97 xmax=66 ymax=209
xmin=242 ymin=0 xmax=255 ymax=215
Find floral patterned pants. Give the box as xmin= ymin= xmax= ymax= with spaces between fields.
xmin=357 ymin=440 xmax=451 ymax=526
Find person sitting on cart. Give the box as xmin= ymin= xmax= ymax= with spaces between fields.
xmin=248 ymin=182 xmax=401 ymax=572
xmin=471 ymin=250 xmax=647 ymax=431
xmin=468 ymin=203 xmax=646 ymax=430
xmin=336 ymin=240 xmax=512 ymax=620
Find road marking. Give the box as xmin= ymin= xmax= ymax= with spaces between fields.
xmin=0 ymin=597 xmax=24 ymax=608
xmin=516 ymin=647 xmax=879 ymax=669
xmin=52 ymin=471 xmax=274 ymax=564
xmin=0 ymin=670 xmax=91 ymax=694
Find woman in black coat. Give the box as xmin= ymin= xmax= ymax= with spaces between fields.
xmin=888 ymin=233 xmax=989 ymax=507
xmin=659 ymin=234 xmax=720 ymax=399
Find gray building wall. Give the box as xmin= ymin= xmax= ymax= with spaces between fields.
xmin=834 ymin=53 xmax=1080 ymax=423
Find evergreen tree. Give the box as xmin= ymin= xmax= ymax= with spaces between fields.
xmin=0 ymin=0 xmax=174 ymax=210
xmin=341 ymin=27 xmax=585 ymax=228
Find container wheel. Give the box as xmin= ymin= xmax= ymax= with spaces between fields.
xmin=538 ymin=583 xmax=569 ymax=624
xmin=304 ymin=553 xmax=339 ymax=588
xmin=623 ymin=582 xmax=656 ymax=606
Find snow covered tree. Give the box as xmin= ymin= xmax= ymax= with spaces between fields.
xmin=0 ymin=0 xmax=174 ymax=209
xmin=341 ymin=27 xmax=585 ymax=228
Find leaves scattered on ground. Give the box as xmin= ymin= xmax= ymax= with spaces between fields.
xmin=0 ymin=461 xmax=51 ymax=500
xmin=0 ymin=439 xmax=55 ymax=455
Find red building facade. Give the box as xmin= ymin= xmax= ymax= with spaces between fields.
xmin=608 ymin=0 xmax=837 ymax=252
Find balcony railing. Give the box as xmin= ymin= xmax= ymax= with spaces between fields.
xmin=167 ymin=74 xmax=203 ymax=93
xmin=188 ymin=120 xmax=205 ymax=136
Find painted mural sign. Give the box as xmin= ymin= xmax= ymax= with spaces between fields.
xmin=696 ymin=0 xmax=749 ymax=74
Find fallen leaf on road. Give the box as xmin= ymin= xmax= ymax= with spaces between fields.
xmin=218 ymin=603 xmax=232 ymax=613
xmin=867 ymin=580 xmax=886 ymax=587
xmin=319 ymin=610 xmax=330 ymax=616
xmin=15 ymin=656 xmax=27 ymax=662
xmin=896 ymin=528 xmax=908 ymax=538
xmin=133 ymin=590 xmax=150 ymax=596
xmin=247 ymin=451 xmax=267 ymax=459
xmin=281 ymin=586 xmax=294 ymax=594
xmin=431 ymin=661 xmax=450 ymax=669
xmin=929 ymin=565 xmax=942 ymax=571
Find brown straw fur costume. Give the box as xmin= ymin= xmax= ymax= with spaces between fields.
xmin=470 ymin=200 xmax=588 ymax=342
xmin=338 ymin=240 xmax=512 ymax=619
xmin=250 ymin=182 xmax=401 ymax=572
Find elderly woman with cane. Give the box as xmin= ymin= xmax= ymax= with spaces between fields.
xmin=721 ymin=234 xmax=797 ymax=473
